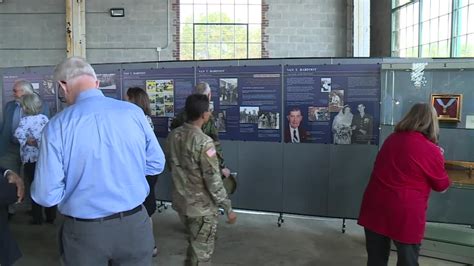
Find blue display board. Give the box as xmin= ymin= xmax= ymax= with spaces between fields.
xmin=122 ymin=67 xmax=195 ymax=137
xmin=284 ymin=64 xmax=380 ymax=145
xmin=197 ymin=65 xmax=282 ymax=142
xmin=93 ymin=65 xmax=122 ymax=100
xmin=2 ymin=68 xmax=57 ymax=117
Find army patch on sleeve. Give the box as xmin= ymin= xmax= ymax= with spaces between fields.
xmin=206 ymin=147 xmax=217 ymax=157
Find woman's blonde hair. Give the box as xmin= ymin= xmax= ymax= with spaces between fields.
xmin=395 ymin=103 xmax=439 ymax=143
xmin=20 ymin=93 xmax=43 ymax=116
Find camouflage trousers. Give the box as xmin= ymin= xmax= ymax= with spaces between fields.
xmin=185 ymin=214 xmax=218 ymax=266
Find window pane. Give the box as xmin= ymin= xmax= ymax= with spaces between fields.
xmin=235 ymin=25 xmax=247 ymax=42
xmin=464 ymin=34 xmax=474 ymax=56
xmin=422 ymin=0 xmax=431 ymax=21
xmin=195 ymin=25 xmax=208 ymax=43
xmin=430 ymin=0 xmax=440 ymax=19
xmin=429 ymin=42 xmax=439 ymax=56
xmin=248 ymin=5 xmax=262 ymax=23
xmin=221 ymin=25 xmax=235 ymax=42
xmin=180 ymin=43 xmax=194 ymax=60
xmin=439 ymin=0 xmax=451 ymax=16
xmin=399 ymin=28 xmax=407 ymax=49
xmin=421 ymin=21 xmax=430 ymax=44
xmin=248 ymin=0 xmax=262 ymax=4
xmin=413 ymin=24 xmax=419 ymax=46
xmin=469 ymin=5 xmax=474 ymax=34
xmin=194 ymin=5 xmax=207 ymax=23
xmin=221 ymin=43 xmax=235 ymax=59
xmin=249 ymin=24 xmax=261 ymax=42
xmin=421 ymin=44 xmax=430 ymax=57
xmin=438 ymin=15 xmax=450 ymax=40
xmin=430 ymin=19 xmax=439 ymax=43
xmin=235 ymin=43 xmax=247 ymax=58
xmin=208 ymin=25 xmax=221 ymax=42
xmin=413 ymin=2 xmax=420 ymax=23
xmin=235 ymin=5 xmax=248 ymax=23
xmin=180 ymin=4 xmax=194 ymax=23
xmin=438 ymin=40 xmax=449 ymax=57
xmin=406 ymin=4 xmax=414 ymax=26
xmin=235 ymin=0 xmax=248 ymax=4
xmin=208 ymin=43 xmax=221 ymax=59
xmin=249 ymin=43 xmax=261 ymax=58
xmin=459 ymin=0 xmax=470 ymax=7
xmin=181 ymin=24 xmax=194 ymax=42
xmin=180 ymin=0 xmax=193 ymax=3
xmin=221 ymin=5 xmax=235 ymax=23
xmin=207 ymin=5 xmax=221 ymax=23
xmin=195 ymin=43 xmax=208 ymax=60
xmin=392 ymin=0 xmax=412 ymax=9
xmin=459 ymin=7 xmax=469 ymax=35
xmin=207 ymin=0 xmax=220 ymax=4
xmin=400 ymin=6 xmax=407 ymax=28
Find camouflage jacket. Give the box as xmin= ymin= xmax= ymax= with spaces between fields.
xmin=170 ymin=111 xmax=225 ymax=169
xmin=167 ymin=123 xmax=232 ymax=217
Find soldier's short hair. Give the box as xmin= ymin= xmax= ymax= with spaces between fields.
xmin=185 ymin=94 xmax=209 ymax=122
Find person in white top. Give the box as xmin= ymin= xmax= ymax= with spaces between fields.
xmin=14 ymin=93 xmax=56 ymax=225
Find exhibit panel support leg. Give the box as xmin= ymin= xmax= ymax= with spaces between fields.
xmin=277 ymin=213 xmax=285 ymax=227
xmin=342 ymin=218 xmax=346 ymax=234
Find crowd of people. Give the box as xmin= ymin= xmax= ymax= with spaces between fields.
xmin=0 ymin=56 xmax=451 ymax=266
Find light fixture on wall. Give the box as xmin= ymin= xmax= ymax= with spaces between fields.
xmin=110 ymin=8 xmax=125 ymax=17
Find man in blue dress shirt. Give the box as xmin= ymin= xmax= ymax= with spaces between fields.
xmin=31 ymin=57 xmax=165 ymax=266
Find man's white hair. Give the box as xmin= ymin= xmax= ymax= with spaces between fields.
xmin=194 ymin=82 xmax=211 ymax=95
xmin=13 ymin=79 xmax=34 ymax=95
xmin=53 ymin=56 xmax=97 ymax=82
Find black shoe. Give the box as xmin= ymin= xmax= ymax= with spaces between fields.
xmin=46 ymin=219 xmax=55 ymax=225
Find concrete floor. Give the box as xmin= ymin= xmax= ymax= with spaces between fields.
xmin=8 ymin=206 xmax=465 ymax=266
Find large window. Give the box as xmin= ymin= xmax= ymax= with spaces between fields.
xmin=391 ymin=0 xmax=474 ymax=57
xmin=179 ymin=0 xmax=262 ymax=60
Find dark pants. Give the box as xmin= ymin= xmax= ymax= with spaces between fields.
xmin=364 ymin=228 xmax=420 ymax=266
xmin=143 ymin=175 xmax=158 ymax=217
xmin=24 ymin=162 xmax=56 ymax=223
xmin=60 ymin=206 xmax=153 ymax=266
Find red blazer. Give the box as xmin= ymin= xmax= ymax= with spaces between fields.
xmin=358 ymin=131 xmax=450 ymax=244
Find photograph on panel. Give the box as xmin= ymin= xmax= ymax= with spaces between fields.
xmin=42 ymin=77 xmax=55 ymax=95
xmin=258 ymin=111 xmax=280 ymax=129
xmin=328 ymin=89 xmax=344 ymax=112
xmin=215 ymin=110 xmax=227 ymax=132
xmin=219 ymin=78 xmax=238 ymax=105
xmin=164 ymin=103 xmax=174 ymax=117
xmin=240 ymin=106 xmax=259 ymax=124
xmin=155 ymin=104 xmax=165 ymax=117
xmin=332 ymin=105 xmax=353 ymax=145
xmin=308 ymin=106 xmax=330 ymax=122
xmin=97 ymin=74 xmax=117 ymax=90
xmin=351 ymin=103 xmax=374 ymax=144
xmin=321 ymin=77 xmax=331 ymax=92
xmin=146 ymin=80 xmax=157 ymax=94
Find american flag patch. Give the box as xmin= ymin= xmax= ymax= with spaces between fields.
xmin=206 ymin=148 xmax=216 ymax=157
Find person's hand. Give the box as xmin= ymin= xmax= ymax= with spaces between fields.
xmin=6 ymin=171 xmax=25 ymax=202
xmin=26 ymin=137 xmax=38 ymax=147
xmin=227 ymin=211 xmax=237 ymax=224
xmin=221 ymin=168 xmax=231 ymax=178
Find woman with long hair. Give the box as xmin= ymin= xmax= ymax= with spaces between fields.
xmin=125 ymin=87 xmax=158 ymax=257
xmin=358 ymin=103 xmax=450 ymax=266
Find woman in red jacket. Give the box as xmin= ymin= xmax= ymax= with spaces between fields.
xmin=358 ymin=103 xmax=450 ymax=266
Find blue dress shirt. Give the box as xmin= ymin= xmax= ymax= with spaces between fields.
xmin=31 ymin=89 xmax=165 ymax=219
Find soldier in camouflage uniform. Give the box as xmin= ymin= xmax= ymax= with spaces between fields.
xmin=167 ymin=94 xmax=237 ymax=266
xmin=170 ymin=82 xmax=230 ymax=176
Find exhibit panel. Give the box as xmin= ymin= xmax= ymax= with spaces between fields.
xmin=219 ymin=140 xmax=240 ymax=203
xmin=282 ymin=143 xmax=329 ymax=216
xmin=235 ymin=141 xmax=284 ymax=212
xmin=92 ymin=64 xmax=122 ymax=100
xmin=327 ymin=144 xmax=378 ymax=218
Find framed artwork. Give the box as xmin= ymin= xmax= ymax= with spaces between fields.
xmin=431 ymin=94 xmax=462 ymax=122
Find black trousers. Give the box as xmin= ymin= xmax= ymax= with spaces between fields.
xmin=364 ymin=228 xmax=421 ymax=266
xmin=24 ymin=162 xmax=57 ymax=223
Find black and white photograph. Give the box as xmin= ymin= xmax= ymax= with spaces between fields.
xmin=308 ymin=106 xmax=330 ymax=121
xmin=332 ymin=105 xmax=353 ymax=144
xmin=239 ymin=106 xmax=259 ymax=124
xmin=321 ymin=77 xmax=331 ymax=92
xmin=328 ymin=89 xmax=344 ymax=112
xmin=258 ymin=111 xmax=280 ymax=129
xmin=42 ymin=78 xmax=55 ymax=95
xmin=215 ymin=110 xmax=227 ymax=132
xmin=351 ymin=103 xmax=374 ymax=144
xmin=219 ymin=78 xmax=238 ymax=105
xmin=97 ymin=74 xmax=117 ymax=90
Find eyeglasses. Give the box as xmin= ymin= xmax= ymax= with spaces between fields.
xmin=57 ymin=81 xmax=67 ymax=103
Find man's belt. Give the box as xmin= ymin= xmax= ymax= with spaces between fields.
xmin=65 ymin=205 xmax=142 ymax=222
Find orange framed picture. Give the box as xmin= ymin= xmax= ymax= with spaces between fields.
xmin=431 ymin=94 xmax=462 ymax=122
